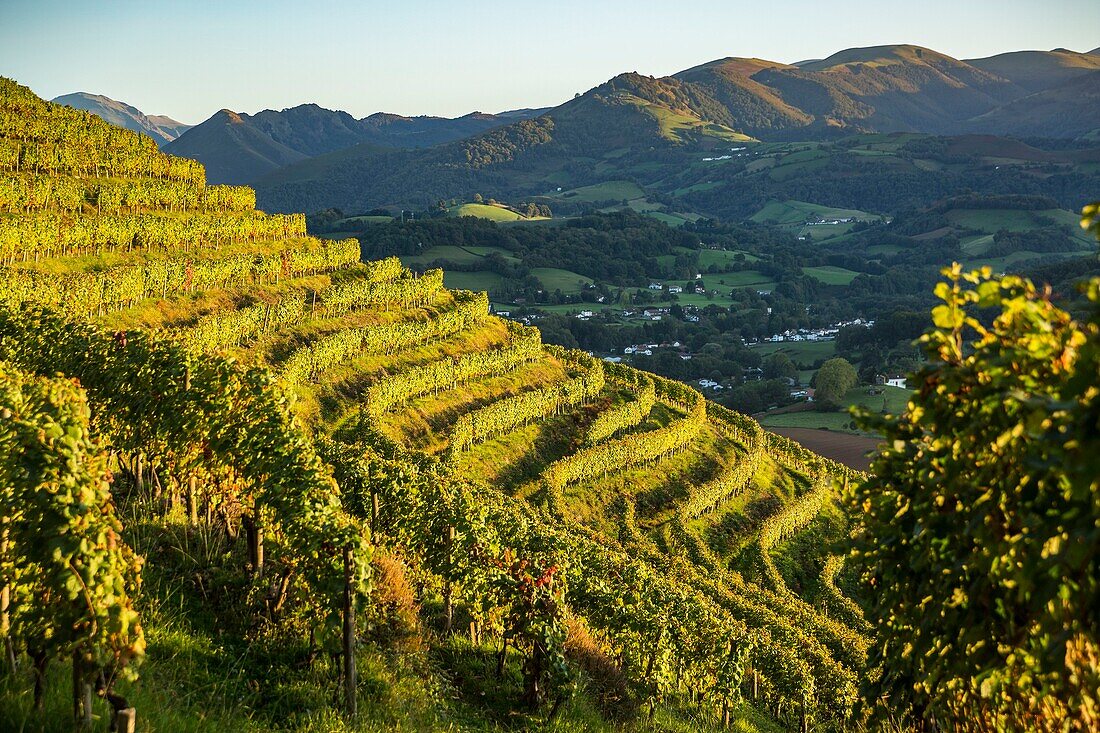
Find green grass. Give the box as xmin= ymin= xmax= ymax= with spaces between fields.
xmin=966 ymin=250 xmax=1090 ymax=272
xmin=461 ymin=245 xmax=520 ymax=260
xmin=448 ymin=203 xmax=537 ymax=222
xmin=440 ymin=271 xmax=507 ymax=292
xmin=711 ymin=271 xmax=777 ymax=290
xmin=767 ymin=150 xmax=830 ymax=181
xmin=751 ymin=340 xmax=837 ymax=368
xmin=400 ymin=245 xmax=519 ymax=269
xmin=750 ymin=199 xmax=879 ymax=226
xmin=630 ymin=97 xmax=753 ymax=144
xmin=530 ymin=267 xmax=593 ymax=294
xmin=645 ymin=211 xmax=692 ymax=226
xmin=801 ymin=266 xmax=860 ymax=285
xmin=671 ymin=181 xmax=723 ymax=196
xmin=548 ymin=180 xmax=646 ymax=203
xmin=760 ymin=385 xmax=911 ymax=434
xmin=945 ymin=207 xmax=1093 ymax=244
xmin=334 ymin=215 xmax=392 ymax=227
xmin=693 ymin=248 xmax=761 ymax=267
xmin=959 ymin=234 xmax=996 ymax=255
xmin=401 ymin=245 xmax=488 ymax=267
xmin=866 ymin=243 xmax=904 ymax=255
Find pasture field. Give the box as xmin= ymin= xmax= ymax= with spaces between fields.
xmin=751 ymin=339 xmax=837 ymax=367
xmin=802 ymin=265 xmax=861 ymax=285
xmin=400 ymin=244 xmax=506 ymax=268
xmin=547 ymin=180 xmax=646 ymax=202
xmin=439 ymin=270 xmax=507 ymax=292
xmin=760 ymin=385 xmax=912 ymax=436
xmin=637 ymin=99 xmax=754 ymax=144
xmin=710 ymin=270 xmax=777 ymax=289
xmin=448 ymin=202 xmax=537 ymax=221
xmin=693 ymin=247 xmax=762 ymax=267
xmin=530 ymin=267 xmax=594 ymax=293
xmin=945 ymin=207 xmax=1092 ymax=244
xmin=751 ymin=199 xmax=880 ymax=226
xmin=333 ymin=214 xmax=393 ymax=227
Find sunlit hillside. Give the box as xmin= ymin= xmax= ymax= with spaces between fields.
xmin=1 ymin=77 xmax=868 ymax=733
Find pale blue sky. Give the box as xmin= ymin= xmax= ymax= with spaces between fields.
xmin=1 ymin=0 xmax=1095 ymax=124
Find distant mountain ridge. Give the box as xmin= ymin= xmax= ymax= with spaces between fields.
xmin=162 ymin=103 xmax=548 ymax=184
xmin=965 ymin=48 xmax=1100 ymax=92
xmin=253 ymin=44 xmax=1100 ymax=214
xmin=51 ymin=92 xmax=190 ymax=146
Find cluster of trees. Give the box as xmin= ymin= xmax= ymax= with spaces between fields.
xmin=811 ymin=358 xmax=858 ymax=409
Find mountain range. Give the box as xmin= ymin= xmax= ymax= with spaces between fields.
xmin=51 ymin=92 xmax=191 ymax=146
xmin=63 ymin=44 xmax=1100 ymax=209
xmin=251 ymin=44 xmax=1100 ymax=213
xmin=162 ymin=105 xmax=548 ymax=184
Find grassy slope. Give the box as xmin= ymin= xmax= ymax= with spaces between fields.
xmin=760 ymin=385 xmax=911 ymax=434
xmin=449 ymin=202 xmax=530 ymax=221
xmin=801 ymin=266 xmax=860 ymax=285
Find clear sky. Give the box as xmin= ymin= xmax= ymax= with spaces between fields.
xmin=1 ymin=0 xmax=1095 ymax=124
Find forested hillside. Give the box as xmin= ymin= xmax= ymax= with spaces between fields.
xmin=0 ymin=77 xmax=875 ymax=732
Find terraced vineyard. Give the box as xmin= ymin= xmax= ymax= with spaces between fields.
xmin=0 ymin=78 xmax=869 ymax=732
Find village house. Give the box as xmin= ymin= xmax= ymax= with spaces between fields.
xmin=886 ymin=374 xmax=907 ymax=389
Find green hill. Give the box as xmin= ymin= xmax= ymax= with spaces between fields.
xmin=448 ymin=202 xmax=529 ymax=221
xmin=0 ymin=77 xmax=867 ymax=733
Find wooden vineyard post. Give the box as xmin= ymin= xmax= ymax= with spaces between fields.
xmin=72 ymin=654 xmax=92 ymax=730
xmin=443 ymin=524 xmax=455 ymax=633
xmin=133 ymin=453 xmax=143 ymax=494
xmin=114 ymin=707 xmax=137 ymax=733
xmin=187 ymin=475 xmax=199 ymax=525
xmin=342 ymin=546 xmax=357 ymax=718
xmin=254 ymin=525 xmax=264 ymax=576
xmin=0 ymin=527 xmax=14 ymax=673
xmin=800 ymin=692 xmax=808 ymax=733
xmin=245 ymin=515 xmax=264 ymax=577
xmin=752 ymin=668 xmax=759 ymax=701
xmin=0 ymin=582 xmax=12 ymax=672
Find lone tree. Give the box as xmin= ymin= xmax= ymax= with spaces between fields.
xmin=850 ymin=203 xmax=1100 ymax=731
xmin=813 ymin=357 xmax=857 ymax=409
